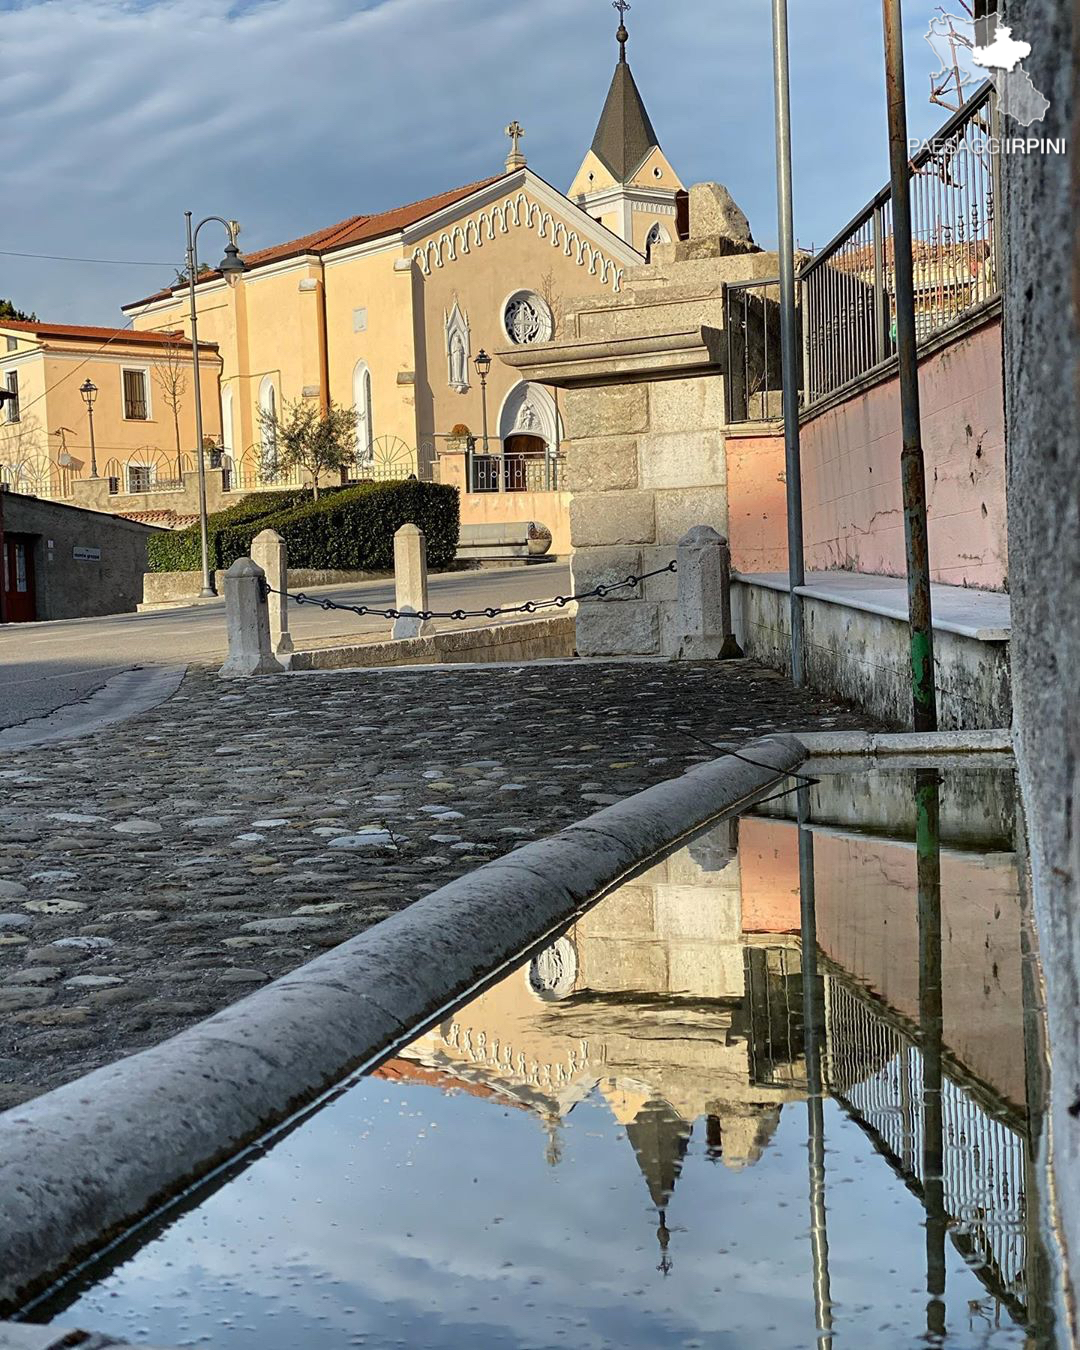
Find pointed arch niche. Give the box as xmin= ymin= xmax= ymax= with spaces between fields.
xmin=498 ymin=381 xmax=561 ymax=451
xmin=445 ymin=302 xmax=471 ymax=392
xmin=258 ymin=376 xmax=278 ymax=469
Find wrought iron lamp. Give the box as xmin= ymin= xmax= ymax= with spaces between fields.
xmin=79 ymin=378 xmax=99 ymax=479
xmin=184 ymin=212 xmax=247 ymax=597
xmin=474 ymin=349 xmax=492 ymax=454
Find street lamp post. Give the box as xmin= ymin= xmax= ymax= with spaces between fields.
xmin=474 ymin=349 xmax=498 ymax=492
xmin=184 ymin=211 xmax=246 ymax=598
xmin=79 ymin=379 xmax=99 ymax=479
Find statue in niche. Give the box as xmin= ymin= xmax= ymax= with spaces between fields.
xmin=446 ymin=302 xmax=470 ymax=392
xmin=449 ymin=331 xmax=467 ymax=390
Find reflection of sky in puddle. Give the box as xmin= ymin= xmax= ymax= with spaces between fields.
xmin=45 ymin=767 xmax=1053 ymax=1348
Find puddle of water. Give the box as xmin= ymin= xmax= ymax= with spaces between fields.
xmin=26 ymin=764 xmax=1062 ymax=1348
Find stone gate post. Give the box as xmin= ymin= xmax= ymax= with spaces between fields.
xmin=392 ymin=523 xmax=433 ymax=640
xmin=219 ymin=558 xmax=282 ymax=677
xmin=251 ymin=528 xmax=293 ymax=660
xmin=676 ymin=525 xmax=743 ymax=660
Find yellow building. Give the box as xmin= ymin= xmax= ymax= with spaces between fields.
xmin=0 ymin=320 xmax=221 ymax=528
xmin=115 ymin=20 xmax=679 ymax=553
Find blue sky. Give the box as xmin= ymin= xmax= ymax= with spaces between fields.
xmin=1 ymin=0 xmax=957 ymax=323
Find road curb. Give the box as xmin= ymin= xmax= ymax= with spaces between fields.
xmin=0 ymin=666 xmax=187 ymax=750
xmin=793 ymin=728 xmax=1013 ymax=756
xmin=0 ymin=733 xmax=805 ymax=1313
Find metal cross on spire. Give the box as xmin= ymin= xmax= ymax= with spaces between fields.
xmin=613 ymin=0 xmax=630 ymax=59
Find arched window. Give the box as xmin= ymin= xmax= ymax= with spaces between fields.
xmin=258 ymin=377 xmax=278 ymax=473
xmin=353 ymin=360 xmax=374 ymax=463
xmin=220 ymin=387 xmax=234 ymax=461
xmin=645 ymin=222 xmax=671 ymax=263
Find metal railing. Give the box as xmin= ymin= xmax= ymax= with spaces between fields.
xmin=801 ymin=83 xmax=1000 ymax=410
xmin=469 ymin=447 xmax=562 ymax=494
xmin=825 ymin=973 xmax=1029 ymax=1313
xmin=724 ymin=278 xmax=786 ymax=424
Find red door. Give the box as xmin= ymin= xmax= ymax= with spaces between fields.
xmin=2 ymin=534 xmax=36 ymax=622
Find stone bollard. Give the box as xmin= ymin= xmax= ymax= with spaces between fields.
xmin=392 ymin=523 xmax=433 ymax=640
xmin=219 ymin=558 xmax=283 ymax=677
xmin=675 ymin=525 xmax=743 ymax=660
xmin=251 ymin=528 xmax=294 ymax=661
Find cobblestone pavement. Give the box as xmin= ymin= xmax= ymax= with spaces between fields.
xmin=0 ymin=661 xmax=878 ymax=1108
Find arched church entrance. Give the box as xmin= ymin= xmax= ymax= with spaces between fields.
xmin=497 ymin=382 xmax=561 ymax=493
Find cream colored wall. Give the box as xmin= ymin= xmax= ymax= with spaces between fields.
xmin=569 ymin=148 xmax=619 ymax=200
xmin=629 ymin=146 xmax=683 ymax=192
xmin=0 ymin=337 xmax=219 ymax=496
xmin=323 ymin=245 xmax=420 ymax=463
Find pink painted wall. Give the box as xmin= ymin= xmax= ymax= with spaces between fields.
xmin=799 ymin=317 xmax=1007 ymax=590
xmin=725 ymin=434 xmax=789 ymax=574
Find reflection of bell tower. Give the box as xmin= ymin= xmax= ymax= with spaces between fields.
xmin=624 ymin=1098 xmax=692 ymax=1275
xmin=569 ymin=2 xmax=685 ymax=256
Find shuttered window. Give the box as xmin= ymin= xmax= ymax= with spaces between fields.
xmin=122 ymin=368 xmax=148 ymax=420
xmin=4 ymin=372 xmax=19 ymax=422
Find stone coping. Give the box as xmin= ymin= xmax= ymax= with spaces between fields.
xmin=0 ymin=734 xmax=806 ymax=1313
xmin=287 ymin=616 xmax=575 ymax=671
xmin=734 ymin=571 xmax=1011 ymax=642
xmin=496 ymin=325 xmax=725 ymax=388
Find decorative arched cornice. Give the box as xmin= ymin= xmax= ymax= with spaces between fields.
xmin=411 ymin=190 xmax=625 ymax=292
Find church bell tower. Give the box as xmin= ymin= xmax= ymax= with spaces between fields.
xmin=569 ymin=1 xmax=685 ymax=256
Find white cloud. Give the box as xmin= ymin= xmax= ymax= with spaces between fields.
xmin=1 ymin=0 xmax=950 ymax=322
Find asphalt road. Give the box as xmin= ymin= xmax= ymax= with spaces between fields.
xmin=0 ymin=563 xmax=572 ymax=730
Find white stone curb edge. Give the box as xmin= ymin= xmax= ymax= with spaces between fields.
xmin=793 ymin=728 xmax=1013 ymax=756
xmin=0 ymin=733 xmax=806 ymax=1315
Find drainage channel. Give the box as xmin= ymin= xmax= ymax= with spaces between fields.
xmin=12 ymin=761 xmax=1062 ymax=1349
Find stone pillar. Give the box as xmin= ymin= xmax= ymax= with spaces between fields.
xmin=392 ymin=523 xmax=432 ymax=640
xmin=676 ymin=525 xmax=742 ymax=659
xmin=219 ymin=558 xmax=282 ymax=677
xmin=250 ymin=528 xmax=293 ymax=660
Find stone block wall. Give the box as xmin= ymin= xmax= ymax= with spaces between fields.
xmin=564 ymin=372 xmax=730 ymax=656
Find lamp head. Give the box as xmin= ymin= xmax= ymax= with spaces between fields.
xmin=474 ymin=349 xmax=492 ymax=380
xmin=79 ymin=378 xmax=98 ymax=410
xmin=218 ymin=240 xmax=246 ymax=288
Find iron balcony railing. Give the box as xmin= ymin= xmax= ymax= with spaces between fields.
xmin=469 ymin=446 xmax=562 ymax=494
xmin=724 ymin=85 xmax=1001 ymax=423
xmin=800 ymin=83 xmax=1000 ymax=410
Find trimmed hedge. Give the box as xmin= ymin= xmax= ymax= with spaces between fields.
xmin=213 ymin=480 xmax=460 ymax=574
xmin=146 ymin=488 xmax=318 ymax=573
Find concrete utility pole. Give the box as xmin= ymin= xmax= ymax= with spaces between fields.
xmin=771 ymin=0 xmax=807 ymax=687
xmin=882 ymin=0 xmax=938 ymax=731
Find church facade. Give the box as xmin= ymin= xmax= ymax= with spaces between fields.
xmin=115 ymin=21 xmax=680 ymax=553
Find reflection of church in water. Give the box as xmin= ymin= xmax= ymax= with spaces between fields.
xmin=379 ymin=820 xmax=808 ymax=1272
xmin=380 ymin=784 xmax=1044 ymax=1313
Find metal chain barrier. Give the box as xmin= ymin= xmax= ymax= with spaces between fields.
xmin=260 ymin=561 xmax=677 ymax=624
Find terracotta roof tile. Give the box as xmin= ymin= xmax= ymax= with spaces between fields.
xmin=116 ymin=508 xmax=198 ymax=529
xmin=0 ymin=319 xmax=202 ymax=348
xmin=124 ymin=173 xmax=509 ymax=310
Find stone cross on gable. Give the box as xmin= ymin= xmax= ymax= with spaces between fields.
xmin=504 ymin=120 xmax=527 ymax=171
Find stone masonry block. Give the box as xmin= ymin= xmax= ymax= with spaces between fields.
xmin=576 ymin=601 xmax=660 ymax=656
xmin=563 ymin=384 xmax=649 ymax=439
xmin=571 ymin=546 xmax=644 ymax=601
xmin=571 ymin=491 xmax=656 ymax=547
xmin=563 ymin=438 xmax=639 ymax=493
xmin=640 ymin=431 xmax=728 ymax=490
xmin=648 ymin=377 xmax=727 ymax=435
xmin=655 ymin=486 xmax=729 ymax=545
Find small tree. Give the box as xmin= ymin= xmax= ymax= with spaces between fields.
xmin=152 ymin=344 xmax=189 ymax=481
xmin=0 ymin=298 xmax=36 ymax=322
xmin=258 ymin=397 xmax=358 ymax=500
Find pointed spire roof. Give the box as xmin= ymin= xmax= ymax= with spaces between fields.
xmin=590 ymin=14 xmax=662 ymax=184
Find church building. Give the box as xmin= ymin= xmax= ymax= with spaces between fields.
xmin=116 ymin=14 xmax=683 ymax=554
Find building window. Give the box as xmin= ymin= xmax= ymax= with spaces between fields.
xmin=5 ymin=337 xmax=16 ymax=352
xmin=353 ymin=308 xmax=368 ymax=333
xmin=353 ymin=360 xmax=374 ymax=463
xmin=122 ymin=368 xmax=149 ymax=420
xmin=645 ymin=222 xmax=671 ymax=263
xmin=3 ymin=372 xmax=19 ymax=423
xmin=502 ymin=291 xmax=554 ymax=345
xmin=258 ymin=377 xmax=278 ymax=474
xmin=127 ymin=463 xmax=154 ymax=493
